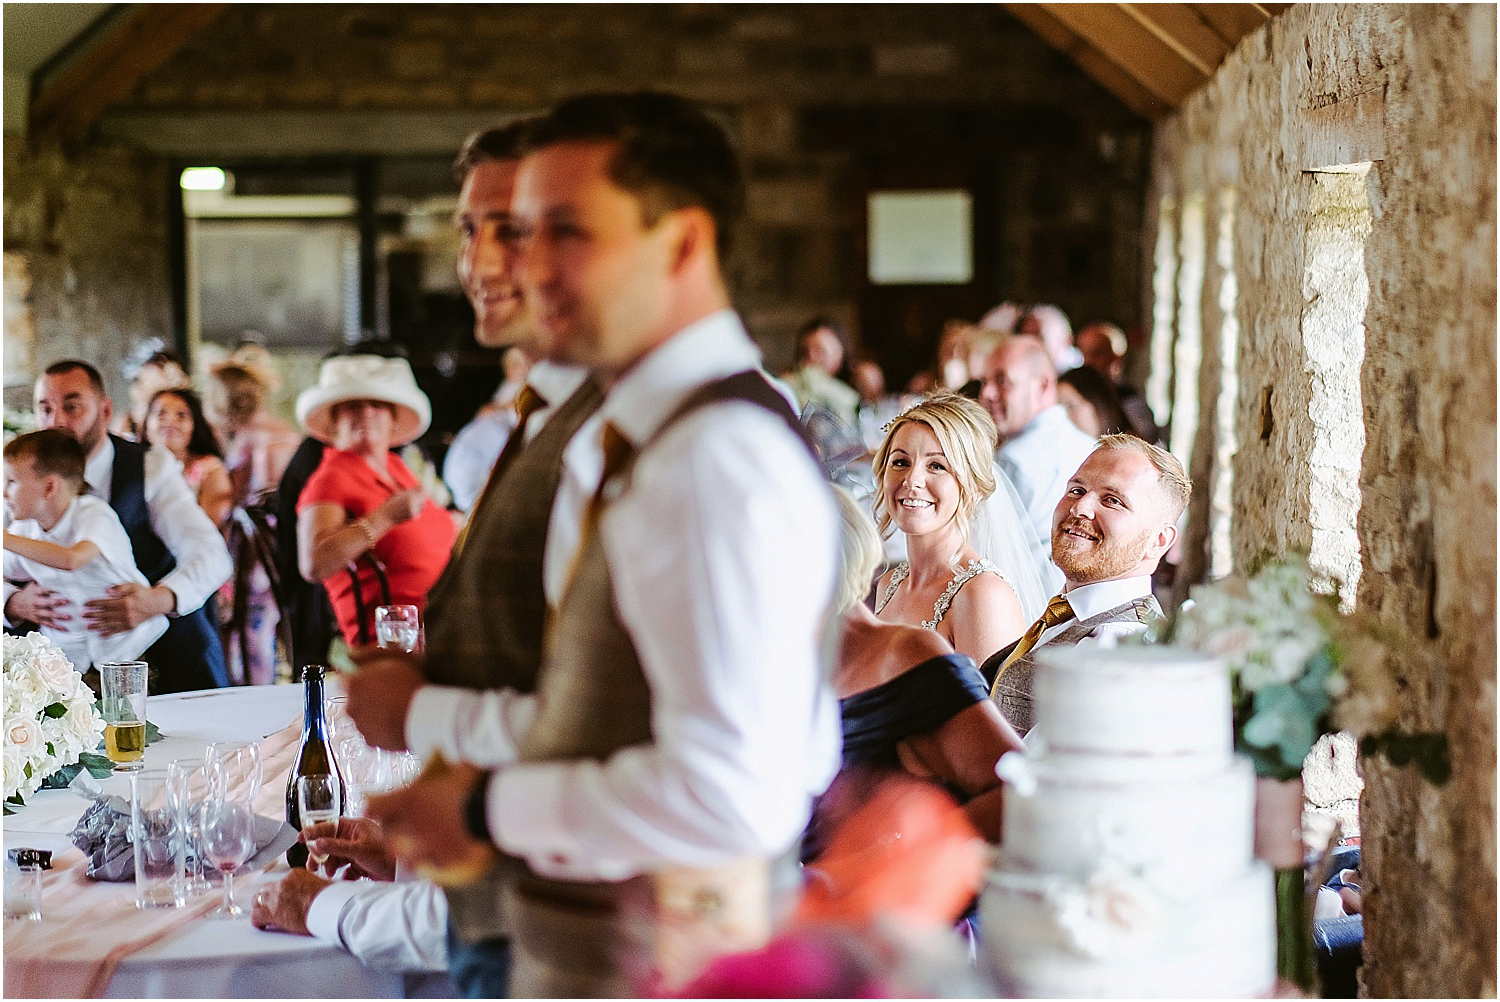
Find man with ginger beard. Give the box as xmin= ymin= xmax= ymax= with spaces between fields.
xmin=980 ymin=434 xmax=1190 ymax=735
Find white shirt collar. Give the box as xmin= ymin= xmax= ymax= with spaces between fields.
xmin=84 ymin=436 xmax=115 ymax=498
xmin=1062 ymin=574 xmax=1154 ymax=620
xmin=525 ymin=361 xmax=589 ymax=409
xmin=598 ymin=308 xmax=762 ymax=446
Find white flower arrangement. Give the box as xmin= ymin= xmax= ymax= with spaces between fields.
xmin=3 ymin=633 xmax=106 ymax=810
xmin=1174 ymin=553 xmax=1419 ymax=782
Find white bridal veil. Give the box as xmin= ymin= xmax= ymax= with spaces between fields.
xmin=969 ymin=462 xmax=1058 ymax=625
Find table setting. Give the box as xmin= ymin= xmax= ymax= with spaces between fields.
xmin=2 ymin=639 xmax=446 ymax=999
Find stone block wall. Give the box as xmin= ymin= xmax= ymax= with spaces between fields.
xmin=1147 ymin=5 xmax=1496 ymax=995
xmin=3 ymin=138 xmax=174 ymax=409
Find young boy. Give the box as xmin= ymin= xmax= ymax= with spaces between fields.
xmin=3 ymin=429 xmax=167 ymax=672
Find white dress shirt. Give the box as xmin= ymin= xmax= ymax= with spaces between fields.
xmin=305 ymin=876 xmax=449 ymax=973
xmin=468 ymin=309 xmax=841 ymax=881
xmin=442 ymin=410 xmax=516 ymax=513
xmin=3 ymin=495 xmax=168 ymax=668
xmin=81 ymin=437 xmax=233 ymax=616
xmin=997 ymin=404 xmax=1099 ymax=552
xmin=1039 ymin=574 xmax=1156 ymax=648
xmin=404 ymin=362 xmax=600 ymax=767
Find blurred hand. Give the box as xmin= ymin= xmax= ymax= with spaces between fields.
xmin=4 ymin=583 xmax=72 ymax=630
xmin=303 ymin=816 xmax=398 ymax=882
xmin=344 ymin=647 xmax=426 ymax=751
xmin=366 ymin=760 xmax=494 ymax=886
xmin=377 ymin=487 xmax=427 ymax=526
xmin=250 ymin=869 xmax=330 ymax=936
xmin=84 ymin=582 xmax=173 ymax=636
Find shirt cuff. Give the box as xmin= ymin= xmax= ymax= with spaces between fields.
xmin=488 ymin=763 xmax=580 ymax=864
xmin=305 ymin=880 xmax=365 ymax=947
xmin=153 ymin=575 xmax=189 ymax=618
xmin=405 ymin=686 xmax=464 ymax=761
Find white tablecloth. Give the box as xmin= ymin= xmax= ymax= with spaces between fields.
xmin=3 ymin=684 xmax=456 ymax=999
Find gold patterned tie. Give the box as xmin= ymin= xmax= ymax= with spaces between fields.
xmin=452 ymin=384 xmax=547 ymax=557
xmin=561 ymin=421 xmax=635 ymax=598
xmin=988 ymin=593 xmax=1076 ymax=697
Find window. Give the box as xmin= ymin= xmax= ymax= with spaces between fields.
xmin=867 ymin=190 xmax=973 ymax=285
xmin=1301 ymin=165 xmax=1372 ymax=608
xmin=1210 ymin=187 xmax=1240 ymax=579
xmin=1169 ymin=193 xmax=1207 ymax=464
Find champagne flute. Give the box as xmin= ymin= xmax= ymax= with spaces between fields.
xmin=374 ymin=605 xmax=420 ymax=652
xmin=200 ymin=797 xmax=255 ymax=919
xmin=296 ymin=774 xmax=342 ymax=870
xmin=166 ymin=758 xmax=211 ymax=896
xmin=205 ymin=741 xmax=262 ymax=806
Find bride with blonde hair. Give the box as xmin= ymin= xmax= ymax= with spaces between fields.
xmin=871 ymin=392 xmax=1045 ymax=668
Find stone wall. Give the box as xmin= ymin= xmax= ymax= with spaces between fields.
xmin=101 ymin=2 xmax=1149 ymax=374
xmin=3 ymin=137 xmax=174 ymax=409
xmin=1147 ymin=5 xmax=1496 ymax=995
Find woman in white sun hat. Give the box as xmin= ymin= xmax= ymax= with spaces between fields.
xmin=294 ymin=352 xmax=456 ymax=646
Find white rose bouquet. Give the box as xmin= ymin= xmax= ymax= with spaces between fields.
xmin=1175 ymin=554 xmax=1389 ymax=781
xmin=4 ymin=633 xmax=107 ymax=812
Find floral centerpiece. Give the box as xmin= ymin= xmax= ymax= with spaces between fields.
xmin=4 ymin=633 xmax=108 ymax=813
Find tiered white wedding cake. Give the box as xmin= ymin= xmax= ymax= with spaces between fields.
xmin=981 ymin=646 xmax=1275 ymax=998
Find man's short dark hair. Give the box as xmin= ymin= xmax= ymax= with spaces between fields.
xmin=4 ymin=428 xmax=87 ymax=487
xmin=452 ymin=118 xmax=538 ymax=183
xmin=522 ymin=91 xmax=744 ymax=260
xmin=43 ymin=359 xmax=106 ymax=396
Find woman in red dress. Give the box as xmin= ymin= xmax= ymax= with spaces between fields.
xmin=294 ymin=353 xmax=456 ymax=647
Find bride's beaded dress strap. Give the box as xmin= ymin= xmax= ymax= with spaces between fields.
xmin=874 ymin=558 xmax=1002 ymax=629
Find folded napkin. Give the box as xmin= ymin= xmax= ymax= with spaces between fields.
xmin=67 ymin=773 xmax=294 ymax=882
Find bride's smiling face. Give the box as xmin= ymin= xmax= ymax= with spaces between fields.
xmin=883 ymin=421 xmax=961 ymax=537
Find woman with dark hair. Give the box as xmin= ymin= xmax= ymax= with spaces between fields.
xmin=1058 ymin=365 xmax=1132 ymax=438
xmin=144 ymin=388 xmax=233 ymax=528
xmin=118 ymin=350 xmax=191 ymax=441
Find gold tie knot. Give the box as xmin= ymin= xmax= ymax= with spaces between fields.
xmin=600 ymin=421 xmax=634 ymax=483
xmin=513 ymin=384 xmax=547 ymax=422
xmin=1040 ymin=593 xmax=1074 ymax=629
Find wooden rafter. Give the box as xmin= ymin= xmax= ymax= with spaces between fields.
xmin=29 ymin=3 xmax=227 ymax=140
xmin=1003 ymin=3 xmax=1171 ymax=120
xmin=1040 ymin=4 xmax=1209 ymax=108
xmin=1006 ymin=2 xmax=1284 ymax=119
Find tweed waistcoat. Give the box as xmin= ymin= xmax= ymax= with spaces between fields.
xmin=422 ymin=379 xmax=603 ymax=692
xmin=487 ymin=371 xmax=807 ymax=974
xmin=987 ymin=594 xmax=1162 ymax=736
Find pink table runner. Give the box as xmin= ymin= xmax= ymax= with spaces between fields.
xmin=4 ymin=716 xmax=301 ymax=998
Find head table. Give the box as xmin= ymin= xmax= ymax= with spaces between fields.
xmin=2 ymin=683 xmax=455 ymax=999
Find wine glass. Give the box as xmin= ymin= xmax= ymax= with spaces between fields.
xmin=205 ymin=741 xmax=262 ymax=806
xmin=374 ymin=605 xmax=420 ymax=652
xmin=166 ymin=758 xmax=211 ymax=896
xmin=296 ymin=774 xmax=343 ymax=869
xmin=200 ymin=797 xmax=256 ymax=919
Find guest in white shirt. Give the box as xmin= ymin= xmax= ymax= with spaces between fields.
xmin=442 ymin=345 xmax=536 ymax=513
xmin=9 ymin=361 xmax=232 ymax=692
xmin=982 ymin=434 xmax=1192 ymax=734
xmin=251 ymin=818 xmax=450 ymax=977
xmin=362 ymin=92 xmax=841 ymax=997
xmin=980 ymin=335 xmax=1098 ymax=556
xmin=3 ymin=430 xmax=167 ymax=670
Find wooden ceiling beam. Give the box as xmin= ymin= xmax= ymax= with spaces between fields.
xmin=1038 ymin=3 xmax=1210 ymax=108
xmin=1188 ymin=3 xmax=1274 ymax=48
xmin=29 ymin=3 xmax=227 ymax=140
xmin=1001 ymin=3 xmax=1171 ymax=120
xmin=1121 ymin=3 xmax=1231 ymax=77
